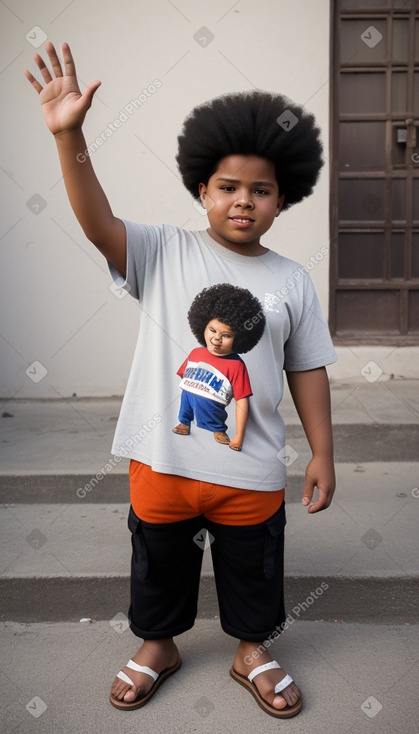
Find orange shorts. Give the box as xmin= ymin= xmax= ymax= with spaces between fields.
xmin=129 ymin=460 xmax=284 ymax=526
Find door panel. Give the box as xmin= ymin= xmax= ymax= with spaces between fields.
xmin=331 ymin=0 xmax=419 ymax=343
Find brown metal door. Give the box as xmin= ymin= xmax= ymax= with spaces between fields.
xmin=330 ymin=0 xmax=419 ymax=343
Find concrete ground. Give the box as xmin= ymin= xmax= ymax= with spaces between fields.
xmin=0 ymin=378 xmax=418 ymax=733
xmin=1 ymin=619 xmax=418 ymax=734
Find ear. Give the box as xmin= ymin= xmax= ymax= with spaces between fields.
xmin=275 ymin=194 xmax=285 ymax=217
xmin=198 ymin=182 xmax=207 ymax=207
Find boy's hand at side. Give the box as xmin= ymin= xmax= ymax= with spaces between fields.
xmin=286 ymin=367 xmax=336 ymax=515
xmin=229 ymin=434 xmax=243 ymax=451
xmin=230 ymin=397 xmax=249 ymax=452
xmin=24 ymin=42 xmax=101 ymax=136
xmin=301 ymin=454 xmax=335 ymax=513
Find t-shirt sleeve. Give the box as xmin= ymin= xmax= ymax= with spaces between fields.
xmin=107 ymin=220 xmax=170 ymax=301
xmin=231 ymin=362 xmax=253 ymax=400
xmin=177 ymin=357 xmax=188 ymax=378
xmin=283 ymin=272 xmax=337 ymax=371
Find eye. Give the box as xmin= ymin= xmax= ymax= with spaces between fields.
xmin=220 ymin=186 xmax=235 ymax=192
xmin=255 ymin=189 xmax=268 ymax=195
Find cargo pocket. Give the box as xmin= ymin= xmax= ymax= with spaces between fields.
xmin=128 ymin=505 xmax=149 ymax=581
xmin=263 ymin=502 xmax=286 ymax=579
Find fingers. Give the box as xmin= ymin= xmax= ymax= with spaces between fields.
xmin=307 ymin=487 xmax=332 ymax=514
xmin=23 ymin=68 xmax=43 ymax=94
xmin=83 ymin=79 xmax=102 ymax=104
xmin=24 ymin=41 xmax=74 ymax=92
xmin=301 ymin=456 xmax=335 ymax=514
xmin=302 ymin=485 xmax=314 ymax=507
xmin=301 ymin=475 xmax=314 ymax=508
xmin=302 ymin=480 xmax=334 ymax=514
xmin=32 ymin=51 xmax=53 ymax=85
xmin=45 ymin=41 xmax=64 ymax=78
xmin=306 ymin=490 xmax=323 ymax=513
xmin=60 ymin=41 xmax=77 ymax=78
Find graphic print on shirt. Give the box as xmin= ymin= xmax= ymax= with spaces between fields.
xmin=172 ymin=283 xmax=266 ymax=451
xmin=179 ymin=359 xmax=233 ymax=405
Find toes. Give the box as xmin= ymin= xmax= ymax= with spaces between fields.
xmin=271 ymin=694 xmax=288 ymax=710
xmin=111 ymin=678 xmax=124 ymax=694
xmin=111 ymin=680 xmax=129 ymax=700
xmin=110 ymin=680 xmax=140 ymax=703
xmin=280 ymin=683 xmax=301 ymax=707
xmin=271 ymin=685 xmax=300 ymax=709
xmin=123 ymin=686 xmax=139 ymax=702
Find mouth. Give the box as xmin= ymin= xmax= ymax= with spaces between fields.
xmin=229 ymin=216 xmax=255 ymax=228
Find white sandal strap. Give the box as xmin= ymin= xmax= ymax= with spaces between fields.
xmin=248 ymin=660 xmax=281 ymax=682
xmin=116 ymin=670 xmax=134 ymax=686
xmin=248 ymin=661 xmax=294 ymax=693
xmin=274 ymin=673 xmax=294 ymax=693
xmin=125 ymin=659 xmax=159 ymax=682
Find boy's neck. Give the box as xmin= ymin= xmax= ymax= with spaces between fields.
xmin=205 ymin=227 xmax=269 ymax=257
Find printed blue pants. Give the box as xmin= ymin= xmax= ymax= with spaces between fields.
xmin=178 ymin=390 xmax=228 ymax=433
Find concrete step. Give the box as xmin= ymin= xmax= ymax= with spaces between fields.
xmin=1 ymin=380 xmax=418 ymax=476
xmin=1 ymin=421 xmax=419 ymax=479
xmin=1 ymin=463 xmax=418 ymax=624
xmin=1 ymin=384 xmax=417 ymax=625
xmin=1 ymin=422 xmax=419 ymax=502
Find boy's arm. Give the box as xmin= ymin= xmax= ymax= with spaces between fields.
xmin=285 ymin=367 xmax=335 ymax=513
xmin=229 ymin=397 xmax=249 ymax=451
xmin=25 ymin=42 xmax=126 ymax=277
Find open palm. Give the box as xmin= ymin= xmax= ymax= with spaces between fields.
xmin=24 ymin=41 xmax=101 ymax=135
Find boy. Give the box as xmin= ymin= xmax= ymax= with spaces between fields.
xmin=172 ymin=283 xmax=266 ymax=451
xmin=25 ymin=42 xmax=336 ymax=719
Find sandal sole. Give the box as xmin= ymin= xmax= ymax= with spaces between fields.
xmin=109 ymin=658 xmax=182 ymax=711
xmin=229 ymin=667 xmax=303 ymax=719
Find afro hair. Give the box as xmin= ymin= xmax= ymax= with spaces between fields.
xmin=176 ymin=90 xmax=323 ymax=210
xmin=187 ymin=283 xmax=265 ymax=354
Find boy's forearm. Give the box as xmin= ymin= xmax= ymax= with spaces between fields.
xmin=286 ymin=367 xmax=335 ymax=513
xmin=55 ymin=129 xmax=111 ymax=236
xmin=285 ymin=367 xmax=333 ymax=457
xmin=54 ymin=129 xmax=125 ymax=272
xmin=235 ymin=397 xmax=249 ymax=440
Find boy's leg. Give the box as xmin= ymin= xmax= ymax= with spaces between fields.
xmin=111 ymin=507 xmax=205 ymax=705
xmin=193 ymin=395 xmax=228 ymax=433
xmin=178 ymin=390 xmax=194 ymax=425
xmin=207 ymin=504 xmax=301 ymax=713
xmin=173 ymin=390 xmax=194 ymax=434
xmin=128 ymin=507 xmax=205 ymax=638
xmin=208 ymin=503 xmax=287 ymax=639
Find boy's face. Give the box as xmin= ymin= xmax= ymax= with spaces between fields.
xmin=198 ymin=154 xmax=284 ymax=256
xmin=204 ymin=319 xmax=235 ymax=356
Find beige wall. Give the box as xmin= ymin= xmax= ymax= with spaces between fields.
xmin=0 ymin=0 xmax=332 ymax=397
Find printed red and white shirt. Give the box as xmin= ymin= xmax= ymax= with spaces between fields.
xmin=177 ymin=347 xmax=252 ymax=406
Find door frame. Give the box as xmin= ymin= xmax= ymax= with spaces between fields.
xmin=329 ymin=0 xmax=419 ymax=345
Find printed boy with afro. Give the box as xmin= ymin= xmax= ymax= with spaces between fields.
xmin=172 ymin=283 xmax=265 ymax=451
xmin=26 ymin=42 xmax=337 ymax=721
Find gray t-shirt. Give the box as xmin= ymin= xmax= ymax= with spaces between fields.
xmin=108 ymin=221 xmax=337 ymax=491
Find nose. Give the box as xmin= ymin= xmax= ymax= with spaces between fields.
xmin=234 ymin=189 xmax=253 ymax=208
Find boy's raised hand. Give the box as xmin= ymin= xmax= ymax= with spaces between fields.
xmin=24 ymin=42 xmax=101 ymax=136
xmin=24 ymin=41 xmax=126 ymax=276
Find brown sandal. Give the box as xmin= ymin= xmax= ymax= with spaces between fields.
xmin=214 ymin=432 xmax=230 ymax=445
xmin=172 ymin=424 xmax=190 ymax=435
xmin=110 ymin=657 xmax=182 ymax=710
xmin=229 ymin=661 xmax=303 ymax=719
